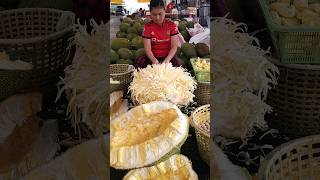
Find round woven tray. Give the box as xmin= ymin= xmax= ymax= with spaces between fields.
xmin=266 ymin=57 xmax=320 ymax=138
xmin=0 ymin=8 xmax=75 ymax=89
xmin=191 ymin=104 xmax=210 ymax=165
xmin=258 ymin=134 xmax=320 ymax=180
xmin=110 ymin=64 xmax=134 ymax=88
xmin=194 ymin=81 xmax=210 ymax=105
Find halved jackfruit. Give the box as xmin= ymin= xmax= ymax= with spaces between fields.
xmin=110 ymin=101 xmax=189 ymax=169
xmin=123 ymin=154 xmax=198 ymax=180
xmin=110 ymin=91 xmax=128 ymax=121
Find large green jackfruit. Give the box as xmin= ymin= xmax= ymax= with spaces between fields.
xmin=118 ymin=48 xmax=134 ymax=60
xmin=111 ymin=38 xmax=129 ymax=51
xmin=127 ymin=27 xmax=138 ymax=34
xmin=195 ymin=43 xmax=210 ymax=57
xmin=178 ymin=21 xmax=187 ymax=31
xmin=110 ymin=49 xmax=119 ymax=64
xmin=116 ymin=31 xmax=127 ymax=38
xmin=120 ymin=23 xmax=130 ymax=33
xmin=187 ymin=21 xmax=194 ymax=28
xmin=131 ymin=37 xmax=144 ymax=50
xmin=126 ymin=33 xmax=138 ymax=41
xmin=181 ymin=43 xmax=197 ymax=59
xmin=180 ymin=30 xmax=191 ymax=42
xmin=135 ymin=48 xmax=146 ymax=59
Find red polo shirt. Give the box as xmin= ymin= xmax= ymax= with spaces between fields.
xmin=142 ymin=19 xmax=179 ymax=58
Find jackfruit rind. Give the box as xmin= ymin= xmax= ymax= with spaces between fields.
xmin=131 ymin=36 xmax=144 ymax=50
xmin=111 ymin=38 xmax=129 ymax=51
xmin=110 ymin=49 xmax=119 ymax=64
xmin=135 ymin=48 xmax=146 ymax=59
xmin=195 ymin=43 xmax=210 ymax=57
xmin=118 ymin=48 xmax=133 ymax=60
xmin=127 ymin=27 xmax=138 ymax=34
xmin=181 ymin=43 xmax=197 ymax=58
xmin=126 ymin=33 xmax=138 ymax=41
xmin=110 ymin=101 xmax=190 ymax=169
xmin=123 ymin=154 xmax=198 ymax=180
xmin=120 ymin=23 xmax=130 ymax=33
xmin=116 ymin=31 xmax=127 ymax=38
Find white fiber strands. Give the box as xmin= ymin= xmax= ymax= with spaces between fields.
xmin=129 ymin=63 xmax=197 ymax=106
xmin=56 ymin=19 xmax=107 ymax=135
xmin=212 ymin=17 xmax=279 ymax=139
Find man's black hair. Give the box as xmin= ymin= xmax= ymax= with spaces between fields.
xmin=149 ymin=0 xmax=165 ymax=11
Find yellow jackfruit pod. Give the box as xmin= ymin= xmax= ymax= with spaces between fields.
xmin=110 ymin=101 xmax=190 ymax=169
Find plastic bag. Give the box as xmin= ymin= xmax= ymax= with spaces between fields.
xmin=187 ymin=23 xmax=205 ymax=37
xmin=189 ymin=29 xmax=210 ymax=48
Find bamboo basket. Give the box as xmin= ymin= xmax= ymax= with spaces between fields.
xmin=258 ymin=135 xmax=320 ymax=180
xmin=266 ymin=57 xmax=320 ymax=137
xmin=0 ymin=8 xmax=75 ymax=89
xmin=191 ymin=104 xmax=210 ymax=165
xmin=110 ymin=64 xmax=134 ymax=88
xmin=194 ymin=81 xmax=210 ymax=105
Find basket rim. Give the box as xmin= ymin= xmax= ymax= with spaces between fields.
xmin=0 ymin=8 xmax=75 ymax=44
xmin=267 ymin=56 xmax=320 ymax=70
xmin=110 ymin=64 xmax=135 ymax=76
xmin=191 ymin=104 xmax=210 ymax=138
xmin=258 ymin=134 xmax=320 ymax=180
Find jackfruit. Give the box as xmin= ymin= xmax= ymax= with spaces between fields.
xmin=135 ymin=48 xmax=146 ymax=59
xmin=131 ymin=36 xmax=144 ymax=50
xmin=126 ymin=33 xmax=138 ymax=41
xmin=133 ymin=22 xmax=142 ymax=31
xmin=122 ymin=17 xmax=133 ymax=25
xmin=178 ymin=22 xmax=187 ymax=31
xmin=180 ymin=30 xmax=191 ymax=42
xmin=136 ymin=26 xmax=143 ymax=35
xmin=110 ymin=49 xmax=119 ymax=64
xmin=271 ymin=2 xmax=296 ymax=18
xmin=195 ymin=43 xmax=210 ymax=57
xmin=111 ymin=38 xmax=129 ymax=51
xmin=116 ymin=31 xmax=127 ymax=38
xmin=127 ymin=27 xmax=138 ymax=34
xmin=123 ymin=155 xmax=198 ymax=180
xmin=120 ymin=23 xmax=130 ymax=33
xmin=181 ymin=43 xmax=197 ymax=58
xmin=293 ymin=0 xmax=308 ymax=11
xmin=118 ymin=48 xmax=134 ymax=60
xmin=187 ymin=21 xmax=194 ymax=28
xmin=180 ymin=54 xmax=191 ymax=69
xmin=118 ymin=59 xmax=133 ymax=65
xmin=110 ymin=101 xmax=189 ymax=169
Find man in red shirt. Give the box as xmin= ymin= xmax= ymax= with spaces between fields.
xmin=135 ymin=0 xmax=181 ymax=68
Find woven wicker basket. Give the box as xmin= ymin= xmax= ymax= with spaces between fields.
xmin=194 ymin=81 xmax=210 ymax=105
xmin=110 ymin=64 xmax=134 ymax=88
xmin=266 ymin=57 xmax=320 ymax=137
xmin=258 ymin=135 xmax=320 ymax=180
xmin=0 ymin=8 xmax=75 ymax=89
xmin=191 ymin=104 xmax=210 ymax=165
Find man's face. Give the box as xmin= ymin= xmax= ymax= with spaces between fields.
xmin=150 ymin=7 xmax=165 ymax=25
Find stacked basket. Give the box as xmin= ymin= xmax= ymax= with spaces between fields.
xmin=258 ymin=135 xmax=320 ymax=180
xmin=0 ymin=8 xmax=75 ymax=98
xmin=191 ymin=104 xmax=210 ymax=165
xmin=266 ymin=57 xmax=320 ymax=137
